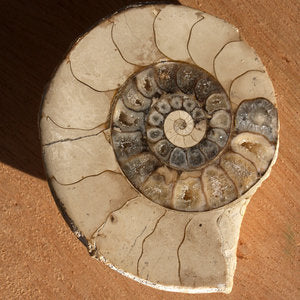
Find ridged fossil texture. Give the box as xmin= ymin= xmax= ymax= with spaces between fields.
xmin=40 ymin=3 xmax=279 ymax=294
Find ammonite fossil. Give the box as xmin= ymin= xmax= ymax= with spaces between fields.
xmin=40 ymin=3 xmax=279 ymax=294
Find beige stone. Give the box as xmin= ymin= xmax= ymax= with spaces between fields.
xmin=216 ymin=199 xmax=250 ymax=292
xmin=230 ymin=70 xmax=276 ymax=110
xmin=41 ymin=61 xmax=114 ymax=130
xmin=164 ymin=111 xmax=206 ymax=148
xmin=154 ymin=5 xmax=203 ymax=62
xmin=215 ymin=41 xmax=265 ymax=93
xmin=40 ymin=3 xmax=279 ymax=295
xmin=231 ymin=132 xmax=275 ymax=173
xmin=140 ymin=172 xmax=174 ymax=207
xmin=39 ymin=116 xmax=105 ymax=146
xmin=43 ymin=133 xmax=119 ymax=184
xmin=188 ymin=14 xmax=240 ymax=75
xmin=191 ymin=120 xmax=207 ymax=142
xmin=156 ymin=166 xmax=178 ymax=184
xmin=183 ymin=134 xmax=197 ymax=148
xmin=93 ymin=197 xmax=166 ymax=275
xmin=39 ymin=59 xmax=114 ymax=145
xmin=70 ymin=20 xmax=137 ymax=91
xmin=164 ymin=111 xmax=195 ymax=147
xmin=51 ymin=171 xmax=138 ymax=239
xmin=111 ymin=5 xmax=166 ymax=65
xmin=138 ymin=210 xmax=191 ymax=286
xmin=179 ymin=213 xmax=227 ymax=289
xmin=171 ymin=176 xmax=207 ymax=211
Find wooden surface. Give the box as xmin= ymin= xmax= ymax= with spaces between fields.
xmin=0 ymin=0 xmax=299 ymax=299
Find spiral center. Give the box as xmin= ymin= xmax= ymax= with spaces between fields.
xmin=111 ymin=61 xmax=232 ymax=200
xmin=163 ymin=110 xmax=198 ymax=148
xmin=174 ymin=119 xmax=187 ymax=131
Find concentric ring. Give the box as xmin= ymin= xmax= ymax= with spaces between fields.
xmin=111 ymin=61 xmax=235 ymax=206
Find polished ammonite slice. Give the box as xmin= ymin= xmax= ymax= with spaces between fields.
xmin=110 ymin=61 xmax=277 ymax=212
xmin=40 ymin=3 xmax=279 ymax=294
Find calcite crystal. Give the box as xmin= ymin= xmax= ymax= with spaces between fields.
xmin=40 ymin=3 xmax=279 ymax=294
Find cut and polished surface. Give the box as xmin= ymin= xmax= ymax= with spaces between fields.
xmin=40 ymin=3 xmax=279 ymax=295
xmin=110 ymin=60 xmax=277 ymax=213
xmin=111 ymin=62 xmax=233 ymax=199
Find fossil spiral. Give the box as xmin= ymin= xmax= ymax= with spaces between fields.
xmin=40 ymin=3 xmax=279 ymax=294
xmin=110 ymin=61 xmax=277 ymax=212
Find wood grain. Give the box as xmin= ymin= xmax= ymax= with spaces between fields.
xmin=0 ymin=0 xmax=299 ymax=299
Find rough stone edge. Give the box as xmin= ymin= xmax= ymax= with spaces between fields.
xmin=93 ymin=252 xmax=225 ymax=294
xmin=89 ymin=135 xmax=279 ymax=294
